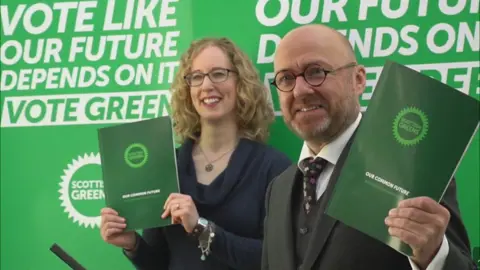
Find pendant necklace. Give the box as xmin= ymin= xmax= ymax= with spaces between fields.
xmin=198 ymin=145 xmax=235 ymax=172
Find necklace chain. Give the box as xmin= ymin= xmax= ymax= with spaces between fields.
xmin=198 ymin=145 xmax=236 ymax=172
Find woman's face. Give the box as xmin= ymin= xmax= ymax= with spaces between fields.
xmin=187 ymin=46 xmax=238 ymax=123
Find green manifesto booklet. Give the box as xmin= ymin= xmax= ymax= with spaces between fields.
xmin=98 ymin=116 xmax=179 ymax=231
xmin=325 ymin=60 xmax=480 ymax=256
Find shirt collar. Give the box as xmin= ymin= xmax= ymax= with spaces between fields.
xmin=297 ymin=112 xmax=362 ymax=171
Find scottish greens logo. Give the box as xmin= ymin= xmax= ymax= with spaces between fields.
xmin=59 ymin=153 xmax=103 ymax=229
xmin=124 ymin=143 xmax=148 ymax=168
xmin=393 ymin=107 xmax=429 ymax=146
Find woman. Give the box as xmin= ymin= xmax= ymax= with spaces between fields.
xmin=100 ymin=37 xmax=291 ymax=269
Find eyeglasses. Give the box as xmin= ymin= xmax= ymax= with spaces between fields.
xmin=184 ymin=68 xmax=237 ymax=87
xmin=271 ymin=62 xmax=357 ymax=92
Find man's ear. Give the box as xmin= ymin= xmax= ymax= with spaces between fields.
xmin=354 ymin=64 xmax=367 ymax=96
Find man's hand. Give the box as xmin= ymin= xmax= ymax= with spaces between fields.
xmin=385 ymin=196 xmax=450 ymax=269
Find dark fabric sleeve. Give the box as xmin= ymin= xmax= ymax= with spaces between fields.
xmin=207 ymin=225 xmax=263 ymax=270
xmin=439 ymin=178 xmax=478 ymax=270
xmin=123 ymin=228 xmax=170 ymax=270
xmin=206 ymin=153 xmax=291 ymax=270
xmin=261 ymin=179 xmax=276 ymax=270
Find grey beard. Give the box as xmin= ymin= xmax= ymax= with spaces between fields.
xmin=289 ymin=93 xmax=359 ymax=143
xmin=291 ymin=115 xmax=332 ymax=141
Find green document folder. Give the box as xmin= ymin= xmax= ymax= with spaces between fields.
xmin=325 ymin=60 xmax=480 ymax=256
xmin=98 ymin=116 xmax=179 ymax=231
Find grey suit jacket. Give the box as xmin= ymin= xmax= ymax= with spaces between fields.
xmin=261 ymin=136 xmax=477 ymax=270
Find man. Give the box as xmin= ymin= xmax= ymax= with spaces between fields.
xmin=261 ymin=24 xmax=477 ymax=270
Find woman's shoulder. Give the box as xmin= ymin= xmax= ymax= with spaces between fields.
xmin=244 ymin=139 xmax=293 ymax=168
xmin=241 ymin=140 xmax=292 ymax=188
xmin=174 ymin=137 xmax=195 ymax=157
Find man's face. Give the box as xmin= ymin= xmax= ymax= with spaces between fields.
xmin=273 ymin=28 xmax=364 ymax=142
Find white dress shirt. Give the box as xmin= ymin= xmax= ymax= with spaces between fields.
xmin=296 ymin=112 xmax=449 ymax=270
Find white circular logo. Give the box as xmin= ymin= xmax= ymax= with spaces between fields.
xmin=59 ymin=153 xmax=103 ymax=229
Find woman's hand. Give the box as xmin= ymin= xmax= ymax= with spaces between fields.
xmin=161 ymin=193 xmax=199 ymax=233
xmin=100 ymin=208 xmax=137 ymax=250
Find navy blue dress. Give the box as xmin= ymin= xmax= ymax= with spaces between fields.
xmin=125 ymin=137 xmax=292 ymax=270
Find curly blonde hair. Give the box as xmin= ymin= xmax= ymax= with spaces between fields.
xmin=170 ymin=37 xmax=275 ymax=144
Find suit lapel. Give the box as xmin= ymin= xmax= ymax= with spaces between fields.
xmin=269 ymin=165 xmax=298 ymax=269
xmin=302 ymin=132 xmax=357 ymax=269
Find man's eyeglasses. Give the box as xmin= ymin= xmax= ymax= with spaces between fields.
xmin=184 ymin=68 xmax=237 ymax=87
xmin=271 ymin=62 xmax=357 ymax=92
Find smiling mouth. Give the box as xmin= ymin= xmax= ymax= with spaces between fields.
xmin=296 ymin=105 xmax=323 ymax=113
xmin=202 ymin=97 xmax=222 ymax=105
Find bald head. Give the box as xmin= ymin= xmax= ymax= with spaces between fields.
xmin=274 ymin=24 xmax=356 ymax=71
xmin=273 ymin=23 xmax=366 ymax=150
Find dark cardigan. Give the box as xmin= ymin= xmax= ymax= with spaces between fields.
xmin=124 ymin=137 xmax=292 ymax=270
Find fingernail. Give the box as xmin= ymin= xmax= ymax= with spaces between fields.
xmin=389 ymin=209 xmax=396 ymax=215
xmin=384 ymin=217 xmax=390 ymax=224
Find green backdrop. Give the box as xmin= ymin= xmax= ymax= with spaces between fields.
xmin=1 ymin=0 xmax=478 ymax=269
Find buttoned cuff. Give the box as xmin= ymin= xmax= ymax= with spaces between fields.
xmin=408 ymin=235 xmax=449 ymax=270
